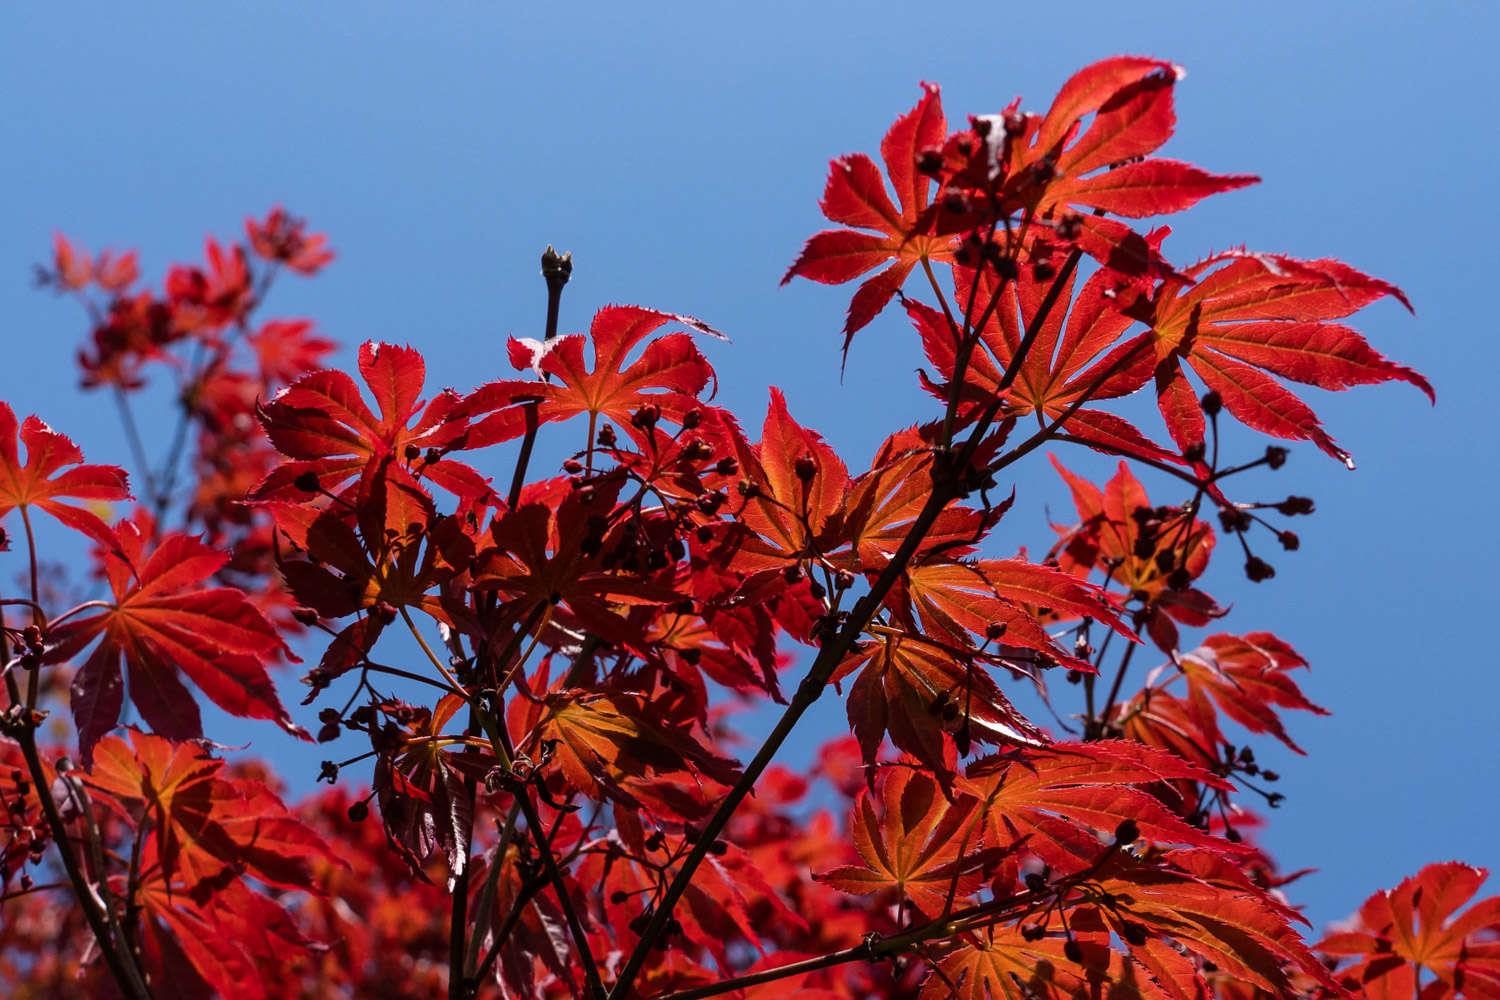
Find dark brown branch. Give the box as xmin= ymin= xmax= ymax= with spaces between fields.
xmin=1 ymin=663 xmax=153 ymax=998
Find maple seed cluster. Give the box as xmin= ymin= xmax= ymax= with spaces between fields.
xmin=0 ymin=56 xmax=1487 ymax=1000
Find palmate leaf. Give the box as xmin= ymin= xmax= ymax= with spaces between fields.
xmin=720 ymin=387 xmax=851 ymax=571
xmin=84 ymin=729 xmax=337 ymax=891
xmin=136 ymin=858 xmax=319 ymax=1000
xmin=961 ymin=741 xmax=1236 ymax=871
xmin=1319 ymin=862 xmax=1500 ymax=999
xmin=510 ymin=658 xmax=740 ymax=806
xmin=937 ymin=57 xmax=1251 ymax=289
xmin=918 ymin=914 xmax=1167 ymax=1000
xmin=1025 ymin=58 xmax=1258 ymax=221
xmin=894 ymin=554 xmax=1132 ymax=670
xmin=1142 ymin=252 xmax=1430 ymax=466
xmin=466 ymin=304 xmax=726 ymax=445
xmin=1092 ymin=850 xmax=1341 ymax=997
xmin=816 ymin=765 xmax=997 ymax=917
xmin=1049 ymin=456 xmax=1222 ymax=653
xmin=1117 ymin=632 xmax=1327 ymax=766
xmin=472 ymin=475 xmax=682 ymax=643
xmin=838 ymin=444 xmax=997 ymax=571
xmin=0 ymin=401 xmax=130 ymax=543
xmin=782 ymin=83 xmax=952 ymax=353
xmin=254 ymin=340 xmax=493 ymax=499
xmin=49 ymin=519 xmax=302 ymax=763
xmin=1178 ymin=632 xmax=1327 ymax=755
xmin=912 ymin=266 xmax=1169 ymax=466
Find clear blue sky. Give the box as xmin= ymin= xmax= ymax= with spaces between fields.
xmin=3 ymin=3 xmax=1496 ymax=930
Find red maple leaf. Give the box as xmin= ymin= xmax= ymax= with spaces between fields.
xmin=467 ymin=304 xmax=727 ymax=449
xmin=782 ymin=83 xmax=952 ymax=353
xmin=256 ymin=340 xmax=493 ymax=500
xmin=49 ymin=518 xmax=302 ymax=762
xmin=912 ymin=266 xmax=1167 ymax=465
xmin=833 ymin=631 xmax=1044 ymax=778
xmin=816 ymin=764 xmax=997 ymax=917
xmin=1319 ymin=862 xmax=1500 ymax=999
xmin=0 ymin=402 xmax=130 ymax=544
xmin=1023 ymin=57 xmax=1257 ymax=221
xmin=714 ymin=387 xmax=851 ymax=573
xmin=245 ymin=206 xmax=335 ymax=275
xmin=1049 ymin=456 xmax=1222 ymax=653
xmin=961 ymin=741 xmax=1236 ymax=872
xmin=1141 ymin=252 xmax=1430 ymax=466
xmin=85 ymin=729 xmax=336 ymax=890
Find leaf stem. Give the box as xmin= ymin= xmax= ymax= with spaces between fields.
xmin=19 ymin=506 xmax=41 ymax=707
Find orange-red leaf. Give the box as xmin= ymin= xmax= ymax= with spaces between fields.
xmin=816 ymin=765 xmax=991 ymax=916
xmin=1319 ymin=862 xmax=1500 ymax=999
xmin=0 ymin=402 xmax=130 ymax=543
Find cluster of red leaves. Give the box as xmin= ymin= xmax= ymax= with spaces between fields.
xmin=0 ymin=58 xmax=1488 ymax=1000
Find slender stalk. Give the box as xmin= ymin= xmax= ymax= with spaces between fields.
xmin=18 ymin=507 xmax=42 ymax=707
xmin=153 ymin=333 xmax=215 ymax=521
xmin=1101 ymin=642 xmax=1139 ymax=724
xmin=655 ymin=891 xmax=1035 ymax=1000
xmin=111 ymin=387 xmax=158 ymax=507
xmin=401 ymin=607 xmax=468 ymax=695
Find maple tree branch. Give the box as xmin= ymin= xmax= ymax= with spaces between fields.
xmin=507 ymin=245 xmax=572 ymax=509
xmin=452 ymin=246 xmax=601 ymax=1000
xmin=482 ymin=716 xmax=607 ymax=999
xmin=0 ymin=668 xmax=153 ymax=999
xmin=652 ymin=891 xmax=1038 ymax=1000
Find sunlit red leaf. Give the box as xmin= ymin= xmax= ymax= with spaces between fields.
xmin=816 ymin=765 xmax=993 ymax=916
xmin=50 ymin=520 xmax=300 ymax=762
xmin=255 ymin=340 xmax=493 ymax=499
xmin=783 ymin=84 xmax=953 ymax=354
xmin=1319 ymin=862 xmax=1500 ymax=999
xmin=0 ymin=402 xmax=130 ymax=543
xmin=1144 ymin=252 xmax=1429 ymax=465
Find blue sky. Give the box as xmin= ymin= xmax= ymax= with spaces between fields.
xmin=3 ymin=2 xmax=1496 ymax=930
